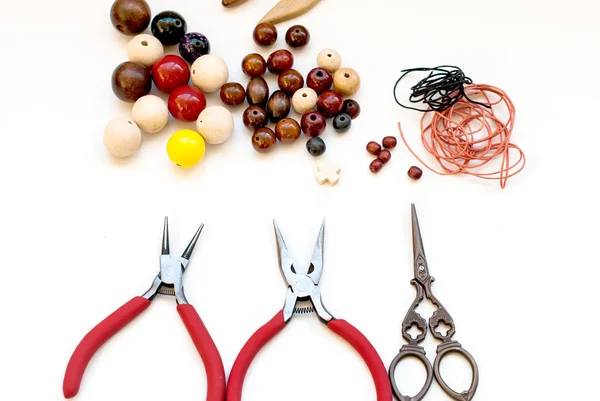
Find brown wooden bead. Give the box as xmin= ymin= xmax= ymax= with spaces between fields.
xmin=285 ymin=25 xmax=310 ymax=48
xmin=301 ymin=111 xmax=326 ymax=137
xmin=378 ymin=149 xmax=391 ymax=164
xmin=382 ymin=136 xmax=397 ymax=149
xmin=316 ymin=90 xmax=344 ymax=118
xmin=243 ymin=106 xmax=268 ymax=130
xmin=275 ymin=118 xmax=301 ymax=143
xmin=111 ymin=61 xmax=152 ymax=102
xmin=246 ymin=77 xmax=269 ymax=106
xmin=278 ymin=69 xmax=304 ymax=94
xmin=334 ymin=67 xmax=361 ymax=96
xmin=267 ymin=50 xmax=294 ymax=74
xmin=253 ymin=23 xmax=278 ymax=46
xmin=220 ymin=83 xmax=246 ymax=106
xmin=266 ymin=90 xmax=291 ymax=123
xmin=242 ymin=53 xmax=267 ymax=77
xmin=342 ymin=99 xmax=361 ymax=119
xmin=306 ymin=68 xmax=333 ymax=95
xmin=408 ymin=166 xmax=423 ymax=180
xmin=110 ymin=0 xmax=151 ymax=35
xmin=252 ymin=127 xmax=277 ymax=153
xmin=370 ymin=159 xmax=384 ymax=173
xmin=366 ymin=141 xmax=381 ymax=155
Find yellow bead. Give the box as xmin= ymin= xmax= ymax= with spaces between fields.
xmin=166 ymin=129 xmax=206 ymax=168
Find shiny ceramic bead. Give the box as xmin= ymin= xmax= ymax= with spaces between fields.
xmin=292 ymin=88 xmax=318 ymax=114
xmin=220 ymin=82 xmax=246 ymax=106
xmin=246 ymin=77 xmax=269 ymax=106
xmin=191 ymin=54 xmax=229 ymax=93
xmin=151 ymin=11 xmax=187 ymax=46
xmin=132 ymin=95 xmax=169 ymax=133
xmin=275 ymin=118 xmax=301 ymax=143
xmin=285 ymin=25 xmax=310 ymax=48
xmin=253 ymin=23 xmax=277 ymax=46
xmin=366 ymin=141 xmax=381 ymax=155
xmin=317 ymin=91 xmax=344 ymax=118
xmin=317 ymin=48 xmax=342 ymax=73
xmin=151 ymin=55 xmax=190 ymax=93
xmin=333 ymin=113 xmax=351 ymax=133
xmin=104 ymin=118 xmax=142 ymax=157
xmin=196 ymin=106 xmax=234 ymax=145
xmin=167 ymin=129 xmax=206 ymax=168
xmin=168 ymin=85 xmax=207 ymax=122
xmin=306 ymin=137 xmax=326 ymax=157
xmin=110 ymin=0 xmax=151 ymax=35
xmin=252 ymin=127 xmax=277 ymax=153
xmin=342 ymin=99 xmax=361 ymax=119
xmin=408 ymin=166 xmax=423 ymax=180
xmin=382 ymin=136 xmax=397 ymax=149
xmin=306 ymin=68 xmax=333 ymax=95
xmin=112 ymin=62 xmax=152 ymax=102
xmin=378 ymin=149 xmax=391 ymax=164
xmin=243 ymin=106 xmax=268 ymax=130
xmin=370 ymin=159 xmax=383 ymax=173
xmin=301 ymin=111 xmax=326 ymax=137
xmin=334 ymin=68 xmax=361 ymax=96
xmin=126 ymin=34 xmax=164 ymax=67
xmin=178 ymin=32 xmax=210 ymax=63
xmin=278 ymin=69 xmax=304 ymax=94
xmin=267 ymin=50 xmax=294 ymax=74
xmin=267 ymin=91 xmax=291 ymax=123
xmin=242 ymin=53 xmax=267 ymax=77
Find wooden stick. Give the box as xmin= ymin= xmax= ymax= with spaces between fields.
xmin=222 ymin=0 xmax=247 ymax=7
xmin=258 ymin=0 xmax=321 ymax=25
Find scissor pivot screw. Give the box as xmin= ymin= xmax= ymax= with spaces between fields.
xmin=296 ymin=279 xmax=310 ymax=292
xmin=418 ymin=265 xmax=425 ymax=272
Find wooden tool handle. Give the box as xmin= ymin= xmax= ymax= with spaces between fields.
xmin=222 ymin=0 xmax=248 ymax=7
xmin=259 ymin=0 xmax=321 ymax=24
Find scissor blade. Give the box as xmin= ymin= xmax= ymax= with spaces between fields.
xmin=273 ymin=220 xmax=297 ymax=287
xmin=161 ymin=217 xmax=170 ymax=255
xmin=181 ymin=223 xmax=204 ymax=266
xmin=411 ymin=204 xmax=430 ymax=280
xmin=307 ymin=219 xmax=325 ymax=285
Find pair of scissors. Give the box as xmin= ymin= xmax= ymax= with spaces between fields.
xmin=388 ymin=205 xmax=479 ymax=401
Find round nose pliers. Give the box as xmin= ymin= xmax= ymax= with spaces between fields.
xmin=226 ymin=220 xmax=392 ymax=401
xmin=62 ymin=218 xmax=226 ymax=401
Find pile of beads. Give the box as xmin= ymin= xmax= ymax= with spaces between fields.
xmin=367 ymin=137 xmax=397 ymax=173
xmin=104 ymin=0 xmax=233 ymax=169
xmin=219 ymin=23 xmax=361 ymax=156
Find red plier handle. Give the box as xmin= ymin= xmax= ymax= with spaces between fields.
xmin=226 ymin=310 xmax=392 ymax=401
xmin=63 ymin=296 xmax=226 ymax=401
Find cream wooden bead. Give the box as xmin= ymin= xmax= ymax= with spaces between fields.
xmin=292 ymin=88 xmax=318 ymax=114
xmin=196 ymin=106 xmax=234 ymax=145
xmin=126 ymin=34 xmax=164 ymax=67
xmin=317 ymin=49 xmax=342 ymax=73
xmin=191 ymin=55 xmax=229 ymax=93
xmin=334 ymin=68 xmax=361 ymax=96
xmin=132 ymin=95 xmax=169 ymax=133
xmin=103 ymin=118 xmax=142 ymax=158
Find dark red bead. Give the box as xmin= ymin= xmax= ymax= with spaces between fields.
xmin=110 ymin=0 xmax=151 ymax=35
xmin=285 ymin=25 xmax=310 ymax=48
xmin=168 ymin=85 xmax=207 ymax=122
xmin=370 ymin=159 xmax=384 ymax=173
xmin=278 ymin=69 xmax=304 ymax=94
xmin=267 ymin=49 xmax=294 ymax=74
xmin=252 ymin=127 xmax=277 ymax=153
xmin=111 ymin=62 xmax=152 ymax=102
xmin=266 ymin=90 xmax=291 ymax=123
xmin=275 ymin=118 xmax=301 ymax=143
xmin=243 ymin=106 xmax=268 ymax=130
xmin=316 ymin=90 xmax=344 ymax=118
xmin=151 ymin=55 xmax=190 ymax=93
xmin=382 ymin=136 xmax=397 ymax=149
xmin=246 ymin=77 xmax=269 ymax=106
xmin=242 ymin=53 xmax=267 ymax=77
xmin=378 ymin=149 xmax=391 ymax=164
xmin=220 ymin=82 xmax=246 ymax=106
xmin=408 ymin=166 xmax=423 ymax=180
xmin=253 ymin=23 xmax=278 ymax=46
xmin=306 ymin=68 xmax=333 ymax=95
xmin=366 ymin=141 xmax=381 ymax=155
xmin=342 ymin=99 xmax=361 ymax=119
xmin=301 ymin=111 xmax=326 ymax=137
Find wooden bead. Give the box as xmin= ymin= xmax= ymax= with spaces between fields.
xmin=191 ymin=54 xmax=229 ymax=93
xmin=151 ymin=11 xmax=187 ymax=46
xmin=316 ymin=90 xmax=344 ymax=118
xmin=246 ymin=77 xmax=269 ymax=106
xmin=292 ymin=88 xmax=318 ymax=114
xmin=301 ymin=111 xmax=326 ymax=137
xmin=267 ymin=49 xmax=294 ymax=74
xmin=252 ymin=127 xmax=277 ymax=153
xmin=253 ymin=23 xmax=278 ymax=46
xmin=196 ymin=106 xmax=234 ymax=145
xmin=408 ymin=166 xmax=423 ymax=180
xmin=306 ymin=68 xmax=333 ymax=95
xmin=278 ymin=69 xmax=304 ymax=94
xmin=151 ymin=55 xmax=190 ymax=93
xmin=126 ymin=34 xmax=164 ymax=67
xmin=285 ymin=25 xmax=310 ymax=48
xmin=266 ymin=90 xmax=291 ymax=123
xmin=111 ymin=61 xmax=151 ymax=102
xmin=366 ymin=141 xmax=381 ymax=155
xmin=243 ymin=106 xmax=268 ymax=130
xmin=382 ymin=136 xmax=397 ymax=149
xmin=220 ymin=82 xmax=246 ymax=106
xmin=342 ymin=99 xmax=361 ymax=119
xmin=334 ymin=68 xmax=361 ymax=96
xmin=378 ymin=149 xmax=391 ymax=164
xmin=242 ymin=53 xmax=267 ymax=77
xmin=275 ymin=118 xmax=301 ymax=143
xmin=317 ymin=49 xmax=342 ymax=73
xmin=110 ymin=0 xmax=151 ymax=35
xmin=132 ymin=95 xmax=168 ymax=133
xmin=104 ymin=118 xmax=142 ymax=157
xmin=370 ymin=159 xmax=383 ymax=173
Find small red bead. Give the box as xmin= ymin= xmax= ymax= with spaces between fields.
xmin=370 ymin=159 xmax=384 ymax=173
xmin=342 ymin=99 xmax=361 ymax=119
xmin=168 ymin=85 xmax=206 ymax=122
xmin=267 ymin=49 xmax=294 ymax=74
xmin=152 ymin=55 xmax=190 ymax=93
xmin=306 ymin=68 xmax=333 ymax=95
xmin=366 ymin=141 xmax=381 ymax=155
xmin=301 ymin=111 xmax=327 ymax=137
xmin=316 ymin=90 xmax=344 ymax=118
xmin=382 ymin=136 xmax=397 ymax=149
xmin=378 ymin=149 xmax=391 ymax=164
xmin=408 ymin=166 xmax=423 ymax=180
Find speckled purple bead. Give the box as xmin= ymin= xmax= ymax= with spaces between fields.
xmin=178 ymin=32 xmax=210 ymax=63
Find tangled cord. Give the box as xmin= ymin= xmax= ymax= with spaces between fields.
xmin=394 ymin=67 xmax=525 ymax=188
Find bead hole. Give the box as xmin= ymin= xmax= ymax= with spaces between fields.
xmin=174 ymin=20 xmax=182 ymax=27
xmin=340 ymin=117 xmax=345 ymax=121
xmin=253 ymin=110 xmax=258 ymax=115
xmin=116 ymin=24 xmax=125 ymax=32
xmin=344 ymin=73 xmax=350 ymax=78
xmin=327 ymin=54 xmax=332 ymax=57
xmin=316 ymin=71 xmax=323 ymax=77
xmin=141 ymin=40 xmax=148 ymax=46
xmin=310 ymin=115 xmax=317 ymax=121
xmin=128 ymin=121 xmax=133 ymax=125
xmin=302 ymin=93 xmax=307 ymax=98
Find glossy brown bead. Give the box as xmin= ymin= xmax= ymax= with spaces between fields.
xmin=275 ymin=118 xmax=301 ymax=143
xmin=343 ymin=99 xmax=361 ymax=119
xmin=220 ymin=83 xmax=246 ymax=106
xmin=382 ymin=136 xmax=397 ymax=149
xmin=252 ymin=127 xmax=277 ymax=153
xmin=110 ymin=0 xmax=151 ymax=35
xmin=278 ymin=69 xmax=304 ymax=94
xmin=243 ymin=106 xmax=268 ymax=130
xmin=378 ymin=149 xmax=391 ymax=164
xmin=301 ymin=111 xmax=326 ymax=137
xmin=408 ymin=166 xmax=423 ymax=180
xmin=285 ymin=25 xmax=310 ymax=48
xmin=253 ymin=23 xmax=278 ymax=46
xmin=111 ymin=62 xmax=152 ymax=102
xmin=242 ymin=53 xmax=267 ymax=77
xmin=266 ymin=90 xmax=291 ymax=123
xmin=366 ymin=141 xmax=381 ymax=155
xmin=306 ymin=68 xmax=333 ymax=95
xmin=370 ymin=159 xmax=384 ymax=173
xmin=316 ymin=90 xmax=344 ymax=118
xmin=267 ymin=50 xmax=294 ymax=74
xmin=246 ymin=77 xmax=269 ymax=106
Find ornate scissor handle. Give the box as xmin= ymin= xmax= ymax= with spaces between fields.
xmin=433 ymin=341 xmax=479 ymax=401
xmin=388 ymin=344 xmax=433 ymax=401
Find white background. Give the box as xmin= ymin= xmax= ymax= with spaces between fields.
xmin=0 ymin=0 xmax=598 ymax=400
